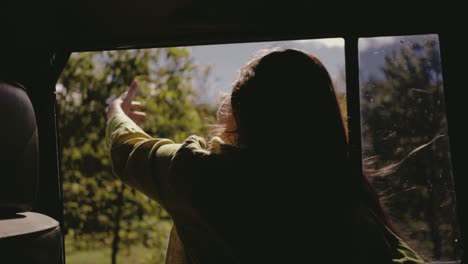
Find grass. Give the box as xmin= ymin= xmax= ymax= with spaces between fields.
xmin=66 ymin=245 xmax=166 ymax=264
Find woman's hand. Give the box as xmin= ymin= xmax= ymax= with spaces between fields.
xmin=107 ymin=80 xmax=146 ymax=126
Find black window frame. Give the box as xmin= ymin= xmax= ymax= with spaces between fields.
xmin=39 ymin=31 xmax=465 ymax=264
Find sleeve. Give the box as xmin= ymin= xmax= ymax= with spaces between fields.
xmin=106 ymin=113 xmax=181 ymax=204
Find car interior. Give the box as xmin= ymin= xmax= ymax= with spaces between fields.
xmin=1 ymin=2 xmax=466 ymax=263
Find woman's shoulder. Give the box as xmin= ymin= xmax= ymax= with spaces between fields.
xmin=178 ymin=135 xmax=210 ymax=154
xmin=175 ymin=135 xmax=239 ymax=156
xmin=170 ymin=135 xmax=226 ymax=168
xmin=167 ymin=135 xmax=242 ymax=203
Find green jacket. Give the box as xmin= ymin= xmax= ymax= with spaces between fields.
xmin=106 ymin=113 xmax=425 ymax=264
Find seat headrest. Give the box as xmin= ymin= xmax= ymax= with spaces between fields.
xmin=0 ymin=82 xmax=38 ymax=212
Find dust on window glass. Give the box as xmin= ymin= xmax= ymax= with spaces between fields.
xmin=359 ymin=34 xmax=462 ymax=262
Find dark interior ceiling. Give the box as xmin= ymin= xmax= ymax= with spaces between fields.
xmin=1 ymin=1 xmax=461 ymax=94
xmin=2 ymin=1 xmax=455 ymax=52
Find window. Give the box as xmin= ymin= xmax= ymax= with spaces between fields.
xmin=359 ymin=34 xmax=462 ymax=262
xmin=56 ymin=38 xmax=346 ymax=263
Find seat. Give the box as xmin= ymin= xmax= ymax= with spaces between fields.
xmin=0 ymin=82 xmax=62 ymax=264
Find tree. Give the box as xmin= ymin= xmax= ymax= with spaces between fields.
xmin=57 ymin=48 xmax=216 ymax=263
xmin=361 ymin=38 xmax=462 ymax=260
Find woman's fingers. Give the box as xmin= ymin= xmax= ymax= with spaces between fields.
xmin=129 ymin=111 xmax=147 ymax=121
xmin=129 ymin=110 xmax=146 ymax=127
xmin=108 ymin=80 xmax=145 ymax=122
xmin=123 ymin=80 xmax=139 ymax=104
xmin=131 ymin=101 xmax=143 ymax=109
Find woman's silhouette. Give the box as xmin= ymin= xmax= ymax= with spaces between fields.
xmin=106 ymin=49 xmax=424 ymax=263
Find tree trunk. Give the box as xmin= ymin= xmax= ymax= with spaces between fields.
xmin=111 ymin=185 xmax=125 ymax=264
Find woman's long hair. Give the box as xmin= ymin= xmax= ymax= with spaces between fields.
xmin=213 ymin=48 xmax=393 ymax=233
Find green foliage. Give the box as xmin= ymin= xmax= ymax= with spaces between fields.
xmin=57 ymin=48 xmax=216 ymax=263
xmin=361 ymin=39 xmax=462 ymax=261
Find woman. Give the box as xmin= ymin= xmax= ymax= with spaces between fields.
xmin=106 ymin=49 xmax=424 ymax=263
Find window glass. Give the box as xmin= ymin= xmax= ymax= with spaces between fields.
xmin=359 ymin=34 xmax=462 ymax=262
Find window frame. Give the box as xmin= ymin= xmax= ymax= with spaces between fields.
xmin=44 ymin=31 xmax=465 ymax=263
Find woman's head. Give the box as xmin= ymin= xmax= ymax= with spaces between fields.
xmin=214 ymin=49 xmax=394 ymax=237
xmin=217 ymin=49 xmax=347 ymax=155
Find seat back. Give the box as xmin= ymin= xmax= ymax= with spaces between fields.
xmin=0 ymin=82 xmax=38 ymax=213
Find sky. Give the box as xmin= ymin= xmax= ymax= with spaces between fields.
xmin=186 ymin=36 xmax=422 ymax=105
xmin=188 ymin=38 xmax=346 ymax=104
